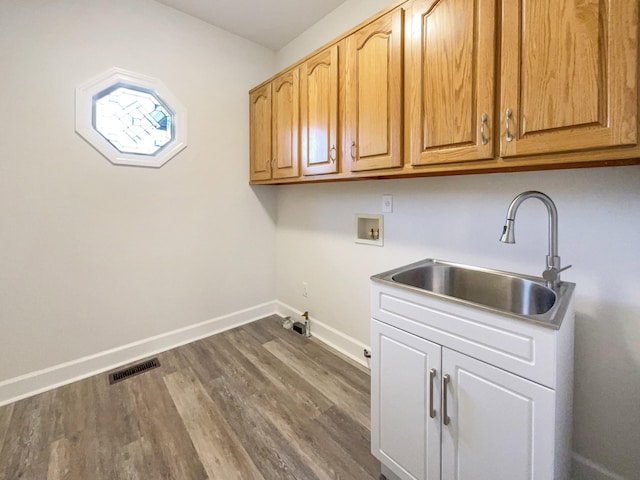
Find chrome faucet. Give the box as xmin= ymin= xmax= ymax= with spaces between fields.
xmin=500 ymin=191 xmax=571 ymax=288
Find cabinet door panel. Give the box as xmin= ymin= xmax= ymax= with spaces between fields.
xmin=441 ymin=349 xmax=556 ymax=480
xmin=249 ymin=84 xmax=272 ymax=181
xmin=371 ymin=320 xmax=441 ymax=480
xmin=358 ymin=35 xmax=390 ymax=157
xmin=272 ymin=69 xmax=299 ymax=179
xmin=500 ymin=0 xmax=638 ymax=157
xmin=407 ymin=0 xmax=496 ymax=165
xmin=301 ymin=45 xmax=339 ymax=175
xmin=346 ymin=9 xmax=403 ymax=172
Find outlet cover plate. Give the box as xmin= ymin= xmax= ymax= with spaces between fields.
xmin=382 ymin=195 xmax=393 ymax=213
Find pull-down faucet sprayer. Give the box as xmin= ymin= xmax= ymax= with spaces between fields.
xmin=500 ymin=191 xmax=571 ymax=289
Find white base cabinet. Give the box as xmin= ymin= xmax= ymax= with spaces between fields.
xmin=372 ymin=320 xmax=442 ymax=480
xmin=371 ymin=282 xmax=574 ymax=480
xmin=442 ymin=347 xmax=555 ymax=480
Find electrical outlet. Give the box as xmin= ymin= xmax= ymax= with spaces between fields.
xmin=302 ymin=281 xmax=309 ymax=298
xmin=382 ymin=194 xmax=393 ymax=213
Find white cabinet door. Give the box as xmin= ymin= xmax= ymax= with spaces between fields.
xmin=441 ymin=349 xmax=556 ymax=480
xmin=371 ymin=320 xmax=442 ymax=480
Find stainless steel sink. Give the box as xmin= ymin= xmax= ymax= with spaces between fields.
xmin=372 ymin=259 xmax=575 ymax=328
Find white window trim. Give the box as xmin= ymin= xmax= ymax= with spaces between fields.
xmin=75 ymin=67 xmax=187 ymax=168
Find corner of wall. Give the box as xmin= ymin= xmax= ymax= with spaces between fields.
xmin=274 ymin=0 xmax=393 ymax=69
xmin=571 ymin=453 xmax=626 ymax=480
xmin=275 ymin=301 xmax=370 ymax=368
xmin=0 ymin=302 xmax=277 ymax=407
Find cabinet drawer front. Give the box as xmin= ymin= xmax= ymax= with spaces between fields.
xmin=372 ymin=283 xmax=557 ymax=388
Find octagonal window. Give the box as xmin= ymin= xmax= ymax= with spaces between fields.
xmin=76 ymin=68 xmax=187 ymax=168
xmin=94 ymin=85 xmax=174 ymax=155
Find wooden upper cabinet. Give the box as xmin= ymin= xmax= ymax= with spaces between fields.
xmin=500 ymin=0 xmax=639 ymax=157
xmin=344 ymin=8 xmax=404 ymax=172
xmin=249 ymin=0 xmax=640 ymax=184
xmin=250 ymin=70 xmax=300 ymax=182
xmin=406 ymin=0 xmax=496 ymax=166
xmin=300 ymin=45 xmax=340 ymax=176
xmin=249 ymin=83 xmax=272 ymax=181
xmin=272 ymin=69 xmax=300 ymax=179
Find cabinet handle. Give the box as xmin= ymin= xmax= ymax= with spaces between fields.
xmin=272 ymin=158 xmax=276 ymax=170
xmin=351 ymin=141 xmax=357 ymax=161
xmin=329 ymin=145 xmax=337 ymax=163
xmin=443 ymin=374 xmax=450 ymax=426
xmin=429 ymin=368 xmax=437 ymax=419
xmin=505 ymin=108 xmax=514 ymax=142
xmin=265 ymin=159 xmax=271 ymax=172
xmin=480 ymin=113 xmax=488 ymax=145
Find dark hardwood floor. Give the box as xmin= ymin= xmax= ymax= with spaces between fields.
xmin=0 ymin=316 xmax=381 ymax=480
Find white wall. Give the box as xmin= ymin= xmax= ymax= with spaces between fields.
xmin=1 ymin=0 xmax=638 ymax=477
xmin=275 ymin=1 xmax=640 ymax=479
xmin=0 ymin=1 xmax=277 ymax=388
xmin=275 ymin=0 xmax=391 ymax=70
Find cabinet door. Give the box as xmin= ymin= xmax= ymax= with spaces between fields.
xmin=300 ymin=45 xmax=339 ymax=175
xmin=249 ymin=83 xmax=272 ymax=181
xmin=272 ymin=69 xmax=300 ymax=179
xmin=406 ymin=0 xmax=496 ymax=166
xmin=441 ymin=349 xmax=556 ymax=480
xmin=345 ymin=9 xmax=403 ymax=172
xmin=500 ymin=0 xmax=638 ymax=157
xmin=371 ymin=320 xmax=441 ymax=480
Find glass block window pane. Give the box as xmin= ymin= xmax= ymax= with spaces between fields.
xmin=93 ymin=86 xmax=174 ymax=155
xmin=76 ymin=67 xmax=187 ymax=167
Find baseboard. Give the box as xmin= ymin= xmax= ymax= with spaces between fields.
xmin=381 ymin=455 xmax=625 ymax=480
xmin=0 ymin=300 xmax=372 ymax=407
xmin=571 ymin=453 xmax=625 ymax=480
xmin=4 ymin=302 xmax=619 ymax=480
xmin=275 ymin=301 xmax=370 ymax=368
xmin=381 ymin=464 xmax=404 ymax=480
xmin=0 ymin=301 xmax=277 ymax=407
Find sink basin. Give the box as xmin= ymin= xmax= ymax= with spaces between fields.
xmin=372 ymin=259 xmax=575 ymax=328
xmin=391 ymin=264 xmax=556 ymax=315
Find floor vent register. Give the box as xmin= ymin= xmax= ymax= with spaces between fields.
xmin=108 ymin=358 xmax=160 ymax=384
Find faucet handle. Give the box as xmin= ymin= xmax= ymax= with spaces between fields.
xmin=542 ymin=264 xmax=572 ymax=283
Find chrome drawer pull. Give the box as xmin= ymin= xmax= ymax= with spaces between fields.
xmin=443 ymin=374 xmax=450 ymax=426
xmin=429 ymin=368 xmax=437 ymax=418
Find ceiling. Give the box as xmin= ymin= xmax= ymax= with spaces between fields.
xmin=154 ymin=0 xmax=347 ymax=51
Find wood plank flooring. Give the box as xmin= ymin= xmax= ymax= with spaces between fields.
xmin=0 ymin=316 xmax=382 ymax=480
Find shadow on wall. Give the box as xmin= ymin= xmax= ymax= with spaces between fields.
xmin=269 ymin=175 xmax=515 ymax=241
xmin=250 ymin=185 xmax=278 ymax=224
xmin=572 ymin=301 xmax=640 ymax=479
